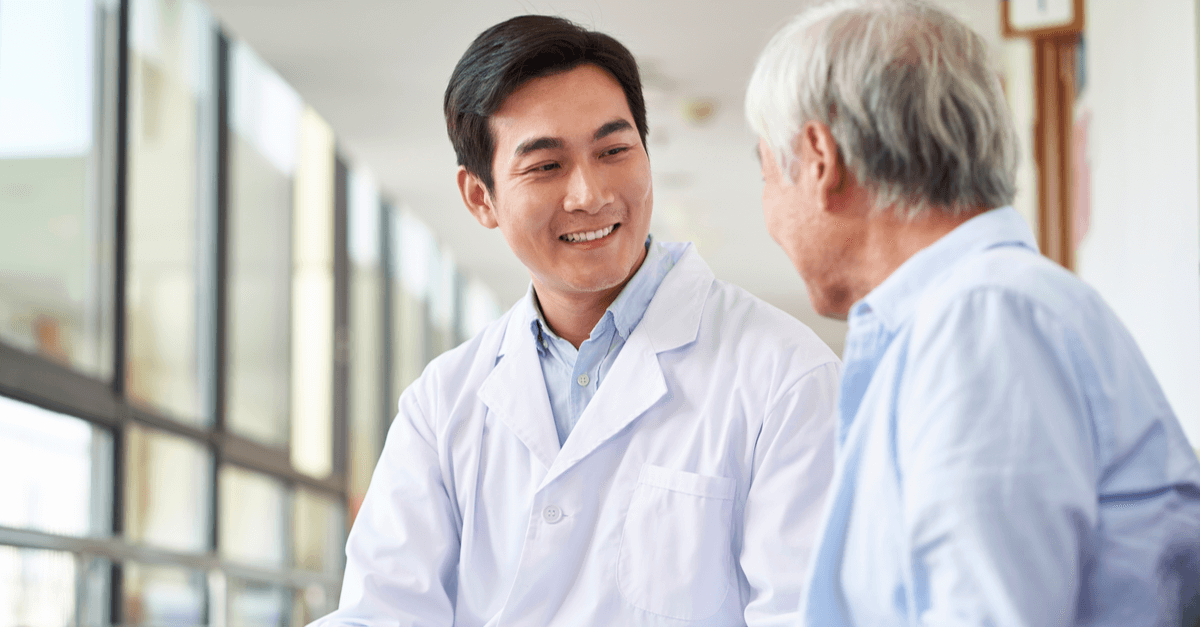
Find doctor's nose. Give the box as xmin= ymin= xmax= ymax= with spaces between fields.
xmin=562 ymin=163 xmax=611 ymax=214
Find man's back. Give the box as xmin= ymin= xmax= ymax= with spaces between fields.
xmin=806 ymin=207 xmax=1200 ymax=626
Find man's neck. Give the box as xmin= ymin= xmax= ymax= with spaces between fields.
xmin=534 ymin=287 xmax=619 ymax=348
xmin=533 ymin=247 xmax=649 ymax=349
xmin=853 ymin=207 xmax=987 ymax=304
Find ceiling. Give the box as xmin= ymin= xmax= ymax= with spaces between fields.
xmin=203 ymin=0 xmax=1003 ymax=354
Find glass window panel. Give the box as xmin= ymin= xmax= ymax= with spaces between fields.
xmin=125 ymin=423 xmax=212 ymax=553
xmin=125 ymin=0 xmax=217 ymax=426
xmin=461 ymin=277 xmax=501 ymax=340
xmin=220 ymin=465 xmax=285 ymax=567
xmin=229 ymin=579 xmax=286 ymax=627
xmin=0 ymin=395 xmax=112 ymax=537
xmin=0 ymin=0 xmax=117 ymax=378
xmin=122 ymin=562 xmax=204 ymax=627
xmin=290 ymin=108 xmax=335 ymax=479
xmin=452 ymin=270 xmax=468 ymax=346
xmin=227 ymin=42 xmax=301 ymax=450
xmin=348 ymin=169 xmax=383 ymax=512
xmin=429 ymin=249 xmax=456 ymax=356
xmin=291 ymin=584 xmax=336 ymax=627
xmin=397 ymin=209 xmax=434 ymax=301
xmin=0 ymin=545 xmax=76 ymax=627
xmin=389 ymin=208 xmax=430 ymax=400
xmin=292 ymin=488 xmax=343 ymax=575
xmin=79 ymin=556 xmax=111 ymax=627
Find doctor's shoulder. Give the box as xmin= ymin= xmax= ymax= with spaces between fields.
xmin=391 ymin=306 xmax=516 ymax=432
xmin=700 ymin=278 xmax=839 ymax=375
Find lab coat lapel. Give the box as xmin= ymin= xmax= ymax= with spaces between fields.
xmin=543 ymin=326 xmax=664 ymax=486
xmin=477 ymin=302 xmax=561 ymax=470
xmin=540 ymin=245 xmax=714 ymax=487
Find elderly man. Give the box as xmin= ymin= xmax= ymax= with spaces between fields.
xmin=313 ymin=14 xmax=840 ymax=627
xmin=745 ymin=1 xmax=1200 ymax=625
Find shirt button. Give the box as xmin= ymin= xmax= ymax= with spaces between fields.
xmin=542 ymin=505 xmax=563 ymax=524
xmin=577 ymin=374 xmax=589 ymax=387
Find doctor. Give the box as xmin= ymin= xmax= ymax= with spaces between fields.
xmin=313 ymin=14 xmax=839 ymax=627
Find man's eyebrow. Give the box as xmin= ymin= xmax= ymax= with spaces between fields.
xmin=514 ymin=136 xmax=562 ymax=156
xmin=593 ymin=119 xmax=633 ymax=141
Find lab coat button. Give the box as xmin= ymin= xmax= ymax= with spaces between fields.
xmin=577 ymin=374 xmax=589 ymax=386
xmin=542 ymin=505 xmax=563 ymax=524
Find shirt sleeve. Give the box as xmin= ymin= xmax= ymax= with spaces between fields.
xmin=741 ymin=360 xmax=840 ymax=627
xmin=311 ymin=376 xmax=460 ymax=627
xmin=897 ymin=289 xmax=1099 ymax=627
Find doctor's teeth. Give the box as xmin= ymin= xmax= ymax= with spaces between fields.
xmin=563 ymin=225 xmax=616 ymax=242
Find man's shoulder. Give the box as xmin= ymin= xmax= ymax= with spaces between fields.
xmin=918 ymin=244 xmax=1108 ymax=331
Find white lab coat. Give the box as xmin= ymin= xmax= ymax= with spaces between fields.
xmin=318 ymin=244 xmax=839 ymax=627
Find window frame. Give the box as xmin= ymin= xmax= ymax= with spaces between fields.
xmin=0 ymin=1 xmax=352 ymax=623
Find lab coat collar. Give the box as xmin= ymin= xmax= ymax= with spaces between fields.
xmin=480 ymin=243 xmax=712 ymax=479
xmin=493 ymin=241 xmax=706 ymax=359
xmin=526 ymin=236 xmax=673 ymax=353
xmin=479 ymin=297 xmax=563 ymax=470
xmin=637 ymin=242 xmax=710 ymax=353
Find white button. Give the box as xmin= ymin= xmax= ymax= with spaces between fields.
xmin=542 ymin=505 xmax=563 ymax=524
xmin=577 ymin=374 xmax=589 ymax=387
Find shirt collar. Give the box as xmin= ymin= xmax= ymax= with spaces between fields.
xmin=528 ymin=235 xmax=673 ymax=348
xmin=852 ymin=207 xmax=1037 ymax=330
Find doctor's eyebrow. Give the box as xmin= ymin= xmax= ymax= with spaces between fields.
xmin=513 ymin=119 xmax=634 ymax=156
xmin=514 ymin=136 xmax=563 ymax=156
xmin=593 ymin=119 xmax=633 ymax=141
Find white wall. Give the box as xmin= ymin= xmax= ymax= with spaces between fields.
xmin=1076 ymin=0 xmax=1200 ymax=445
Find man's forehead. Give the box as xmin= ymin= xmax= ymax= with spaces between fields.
xmin=485 ymin=65 xmax=638 ymax=159
xmin=494 ymin=65 xmax=629 ymax=119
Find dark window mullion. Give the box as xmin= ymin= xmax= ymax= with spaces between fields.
xmin=380 ymin=202 xmax=394 ymax=442
xmin=214 ymin=28 xmax=231 ymax=459
xmin=333 ymin=156 xmax=350 ymax=489
xmin=110 ymin=0 xmax=131 ymax=622
xmin=210 ymin=27 xmax=232 ymax=627
xmin=112 ymin=0 xmax=130 ymax=402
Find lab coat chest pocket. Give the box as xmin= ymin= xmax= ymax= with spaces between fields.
xmin=617 ymin=463 xmax=736 ymax=620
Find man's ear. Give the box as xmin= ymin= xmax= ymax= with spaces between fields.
xmin=457 ymin=166 xmax=499 ymax=229
xmin=793 ymin=121 xmax=844 ymax=211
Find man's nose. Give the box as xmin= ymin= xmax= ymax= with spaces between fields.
xmin=563 ymin=162 xmax=611 ymax=214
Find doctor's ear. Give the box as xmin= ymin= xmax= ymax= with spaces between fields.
xmin=458 ymin=167 xmax=499 ymax=229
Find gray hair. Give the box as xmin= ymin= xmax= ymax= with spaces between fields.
xmin=745 ymin=0 xmax=1018 ymax=216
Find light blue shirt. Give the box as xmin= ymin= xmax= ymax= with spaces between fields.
xmin=530 ymin=237 xmax=677 ymax=445
xmin=803 ymin=207 xmax=1200 ymax=626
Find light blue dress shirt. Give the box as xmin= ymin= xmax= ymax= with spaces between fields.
xmin=803 ymin=207 xmax=1200 ymax=626
xmin=530 ymin=237 xmax=678 ymax=445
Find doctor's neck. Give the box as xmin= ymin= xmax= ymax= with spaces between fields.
xmin=532 ymin=256 xmax=646 ymax=348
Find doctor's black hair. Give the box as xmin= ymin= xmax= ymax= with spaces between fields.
xmin=443 ymin=15 xmax=649 ymax=193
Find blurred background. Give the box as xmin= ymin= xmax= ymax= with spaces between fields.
xmin=0 ymin=0 xmax=1197 ymax=624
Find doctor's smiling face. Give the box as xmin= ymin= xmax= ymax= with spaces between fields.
xmin=457 ymin=63 xmax=653 ymax=306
